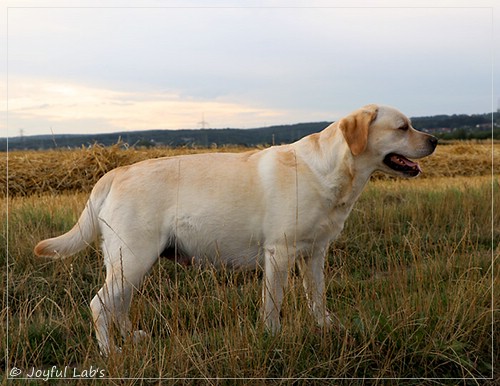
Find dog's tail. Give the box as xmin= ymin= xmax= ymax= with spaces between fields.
xmin=34 ymin=171 xmax=114 ymax=259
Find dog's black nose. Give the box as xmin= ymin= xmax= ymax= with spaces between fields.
xmin=429 ymin=135 xmax=438 ymax=150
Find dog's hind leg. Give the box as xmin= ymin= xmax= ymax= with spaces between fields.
xmin=91 ymin=236 xmax=160 ymax=355
xmin=261 ymin=245 xmax=293 ymax=334
xmin=91 ymin=278 xmax=133 ymax=355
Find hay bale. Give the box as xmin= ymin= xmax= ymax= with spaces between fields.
xmin=2 ymin=142 xmax=498 ymax=197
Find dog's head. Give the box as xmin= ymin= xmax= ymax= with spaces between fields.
xmin=339 ymin=104 xmax=438 ymax=178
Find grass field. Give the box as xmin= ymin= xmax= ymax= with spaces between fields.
xmin=1 ymin=142 xmax=499 ymax=384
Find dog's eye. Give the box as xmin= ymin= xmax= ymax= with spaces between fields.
xmin=398 ymin=124 xmax=409 ymax=131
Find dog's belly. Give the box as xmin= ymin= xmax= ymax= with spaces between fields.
xmin=163 ymin=214 xmax=264 ymax=271
xmin=193 ymin=245 xmax=263 ymax=271
xmin=163 ymin=240 xmax=263 ymax=271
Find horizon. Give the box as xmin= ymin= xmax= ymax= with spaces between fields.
xmin=4 ymin=109 xmax=498 ymax=139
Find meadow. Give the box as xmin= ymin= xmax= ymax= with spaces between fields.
xmin=1 ymin=142 xmax=498 ymax=384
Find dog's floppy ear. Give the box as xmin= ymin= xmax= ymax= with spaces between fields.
xmin=339 ymin=104 xmax=379 ymax=156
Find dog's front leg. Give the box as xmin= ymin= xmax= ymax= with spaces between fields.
xmin=261 ymin=246 xmax=290 ymax=334
xmin=298 ymin=246 xmax=333 ymax=329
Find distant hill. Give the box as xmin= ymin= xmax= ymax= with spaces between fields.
xmin=2 ymin=112 xmax=499 ymax=151
xmin=2 ymin=122 xmax=330 ymax=151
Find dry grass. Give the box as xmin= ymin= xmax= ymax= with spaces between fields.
xmin=1 ymin=142 xmax=498 ymax=383
xmin=2 ymin=141 xmax=499 ymax=197
xmin=412 ymin=141 xmax=497 ymax=179
xmin=2 ymin=144 xmax=242 ymax=197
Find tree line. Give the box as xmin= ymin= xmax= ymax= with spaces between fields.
xmin=3 ymin=112 xmax=499 ymax=151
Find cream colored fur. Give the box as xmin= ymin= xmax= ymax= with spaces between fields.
xmin=34 ymin=104 xmax=437 ymax=355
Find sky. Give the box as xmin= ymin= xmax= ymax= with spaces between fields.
xmin=1 ymin=0 xmax=499 ymax=137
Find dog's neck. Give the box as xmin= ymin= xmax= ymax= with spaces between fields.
xmin=297 ymin=124 xmax=373 ymax=184
xmin=293 ymin=124 xmax=375 ymax=211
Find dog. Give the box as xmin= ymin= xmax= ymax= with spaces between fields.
xmin=34 ymin=104 xmax=437 ymax=355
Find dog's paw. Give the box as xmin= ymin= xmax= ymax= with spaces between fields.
xmin=132 ymin=330 xmax=148 ymax=343
xmin=328 ymin=312 xmax=347 ymax=332
xmin=321 ymin=312 xmax=334 ymax=328
xmin=263 ymin=316 xmax=281 ymax=336
xmin=316 ymin=311 xmax=347 ymax=334
xmin=99 ymin=345 xmax=122 ymax=357
xmin=313 ymin=309 xmax=334 ymax=329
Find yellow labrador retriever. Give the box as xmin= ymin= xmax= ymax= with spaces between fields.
xmin=35 ymin=104 xmax=437 ymax=354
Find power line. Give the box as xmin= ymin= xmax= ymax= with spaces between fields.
xmin=198 ymin=113 xmax=209 ymax=129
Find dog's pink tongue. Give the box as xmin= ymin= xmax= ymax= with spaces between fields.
xmin=392 ymin=154 xmax=422 ymax=173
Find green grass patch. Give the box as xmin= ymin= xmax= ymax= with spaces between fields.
xmin=2 ymin=176 xmax=497 ymax=382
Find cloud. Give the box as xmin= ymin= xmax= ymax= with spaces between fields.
xmin=6 ymin=77 xmax=301 ymax=135
xmin=4 ymin=3 xmax=496 ymax=136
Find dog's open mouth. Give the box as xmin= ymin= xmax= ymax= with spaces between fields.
xmin=383 ymin=153 xmax=422 ymax=177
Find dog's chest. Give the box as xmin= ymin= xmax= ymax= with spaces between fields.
xmin=315 ymin=180 xmax=365 ymax=238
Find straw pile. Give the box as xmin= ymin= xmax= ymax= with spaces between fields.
xmin=2 ymin=141 xmax=498 ymax=197
xmin=5 ymin=144 xmax=130 ymax=196
xmin=418 ymin=141 xmax=497 ymax=178
xmin=3 ymin=143 xmax=232 ymax=197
